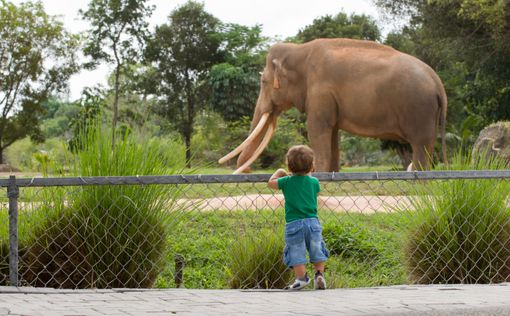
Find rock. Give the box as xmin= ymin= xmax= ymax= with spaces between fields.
xmin=0 ymin=164 xmax=21 ymax=172
xmin=472 ymin=122 xmax=510 ymax=164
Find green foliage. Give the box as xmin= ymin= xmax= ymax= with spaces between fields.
xmin=40 ymin=98 xmax=81 ymax=138
xmin=4 ymin=138 xmax=36 ymax=171
xmin=13 ymin=122 xmax=186 ymax=288
xmin=228 ymin=228 xmax=293 ymax=289
xmin=191 ymin=110 xmax=227 ymax=165
xmin=294 ymin=11 xmax=381 ymax=43
xmin=383 ymin=31 xmax=416 ymax=53
xmin=219 ymin=23 xmax=268 ymax=66
xmin=432 ymin=0 xmax=507 ymax=38
xmin=405 ymin=152 xmax=510 ymax=284
xmin=80 ymin=0 xmax=154 ymax=67
xmin=341 ymin=134 xmax=399 ymax=167
xmin=0 ymin=0 xmax=79 ymax=162
xmin=80 ymin=0 xmax=154 ymax=145
xmin=209 ymin=63 xmax=260 ymax=121
xmin=145 ymin=1 xmax=223 ymax=165
xmin=4 ymin=137 xmax=67 ymax=172
xmin=68 ymin=87 xmax=106 ymax=152
xmin=322 ymin=224 xmax=380 ymax=259
xmin=209 ymin=23 xmax=268 ymax=122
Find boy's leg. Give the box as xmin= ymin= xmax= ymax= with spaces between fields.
xmin=283 ymin=220 xmax=310 ymax=290
xmin=313 ymin=261 xmax=324 ymax=274
xmin=293 ymin=264 xmax=307 ymax=279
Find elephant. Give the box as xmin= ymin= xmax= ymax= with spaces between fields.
xmin=219 ymin=38 xmax=448 ymax=173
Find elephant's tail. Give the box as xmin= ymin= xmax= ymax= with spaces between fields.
xmin=438 ymin=86 xmax=448 ymax=165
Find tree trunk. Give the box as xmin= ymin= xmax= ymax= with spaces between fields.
xmin=185 ymin=76 xmax=195 ymax=169
xmin=505 ymin=0 xmax=510 ymax=35
xmin=184 ymin=132 xmax=191 ymax=168
xmin=112 ymin=64 xmax=121 ymax=148
xmin=0 ymin=147 xmax=3 ymax=164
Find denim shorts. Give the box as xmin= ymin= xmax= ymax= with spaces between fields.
xmin=283 ymin=217 xmax=329 ymax=268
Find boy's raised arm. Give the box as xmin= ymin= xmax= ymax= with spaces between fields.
xmin=268 ymin=168 xmax=288 ymax=189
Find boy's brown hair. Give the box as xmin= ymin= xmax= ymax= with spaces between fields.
xmin=286 ymin=145 xmax=315 ymax=175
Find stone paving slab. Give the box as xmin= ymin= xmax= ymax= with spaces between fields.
xmin=0 ymin=284 xmax=509 ymax=315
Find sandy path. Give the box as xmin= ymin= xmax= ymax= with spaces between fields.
xmin=176 ymin=194 xmax=413 ymax=213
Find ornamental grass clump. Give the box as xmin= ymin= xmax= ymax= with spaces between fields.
xmin=20 ymin=122 xmax=185 ymax=288
xmin=228 ymin=228 xmax=293 ymax=289
xmin=405 ymin=153 xmax=510 ymax=284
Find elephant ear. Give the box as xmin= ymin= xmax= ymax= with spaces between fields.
xmin=272 ymin=59 xmax=282 ymax=89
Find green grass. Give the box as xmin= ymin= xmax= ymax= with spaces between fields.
xmin=154 ymin=209 xmax=408 ymax=289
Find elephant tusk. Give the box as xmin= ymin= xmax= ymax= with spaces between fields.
xmin=218 ymin=113 xmax=270 ymax=164
xmin=233 ymin=121 xmax=275 ymax=174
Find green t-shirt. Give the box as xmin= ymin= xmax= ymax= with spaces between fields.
xmin=277 ymin=175 xmax=320 ymax=223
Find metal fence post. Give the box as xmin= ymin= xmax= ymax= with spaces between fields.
xmin=174 ymin=254 xmax=185 ymax=288
xmin=8 ymin=175 xmax=19 ymax=287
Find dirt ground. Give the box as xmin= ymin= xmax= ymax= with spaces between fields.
xmin=176 ymin=194 xmax=413 ymax=213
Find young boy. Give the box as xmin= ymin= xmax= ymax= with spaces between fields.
xmin=268 ymin=145 xmax=329 ymax=290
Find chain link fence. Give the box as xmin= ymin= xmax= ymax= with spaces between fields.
xmin=1 ymin=171 xmax=510 ymax=289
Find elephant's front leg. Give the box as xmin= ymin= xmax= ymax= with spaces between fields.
xmin=307 ymin=116 xmax=338 ymax=172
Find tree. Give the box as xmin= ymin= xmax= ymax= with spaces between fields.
xmin=209 ymin=23 xmax=268 ymax=121
xmin=145 ymin=1 xmax=223 ymax=166
xmin=294 ymin=12 xmax=381 ymax=43
xmin=0 ymin=0 xmax=79 ymax=163
xmin=80 ymin=0 xmax=154 ymax=146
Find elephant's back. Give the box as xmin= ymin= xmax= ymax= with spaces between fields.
xmin=306 ymin=38 xmax=396 ymax=53
xmin=309 ymin=42 xmax=438 ymax=94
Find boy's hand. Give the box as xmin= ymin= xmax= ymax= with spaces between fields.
xmin=268 ymin=168 xmax=288 ymax=189
xmin=274 ymin=168 xmax=288 ymax=177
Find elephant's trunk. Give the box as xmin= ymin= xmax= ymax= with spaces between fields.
xmin=218 ymin=111 xmax=277 ymax=174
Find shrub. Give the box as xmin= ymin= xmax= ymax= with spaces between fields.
xmin=191 ymin=110 xmax=228 ymax=165
xmin=5 ymin=137 xmax=68 ymax=173
xmin=16 ymin=122 xmax=186 ymax=288
xmin=322 ymin=224 xmax=381 ymax=259
xmin=4 ymin=138 xmax=36 ymax=171
xmin=227 ymin=228 xmax=293 ymax=289
xmin=405 ymin=153 xmax=510 ymax=284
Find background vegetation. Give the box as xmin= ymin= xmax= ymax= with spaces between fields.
xmin=11 ymin=0 xmax=510 ymax=172
xmin=1 ymin=0 xmax=510 ymax=289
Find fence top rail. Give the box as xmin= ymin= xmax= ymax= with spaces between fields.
xmin=1 ymin=170 xmax=510 ymax=187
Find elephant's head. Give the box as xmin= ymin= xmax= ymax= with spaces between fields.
xmin=219 ymin=44 xmax=304 ymax=173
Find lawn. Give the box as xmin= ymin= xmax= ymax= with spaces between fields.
xmin=154 ymin=209 xmax=410 ymax=289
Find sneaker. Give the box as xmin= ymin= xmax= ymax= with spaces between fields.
xmin=314 ymin=272 xmax=326 ymax=290
xmin=285 ymin=275 xmax=310 ymax=291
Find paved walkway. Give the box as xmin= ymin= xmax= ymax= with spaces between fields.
xmin=0 ymin=284 xmax=510 ymax=315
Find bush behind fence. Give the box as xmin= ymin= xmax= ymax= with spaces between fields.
xmin=1 ymin=171 xmax=510 ymax=289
